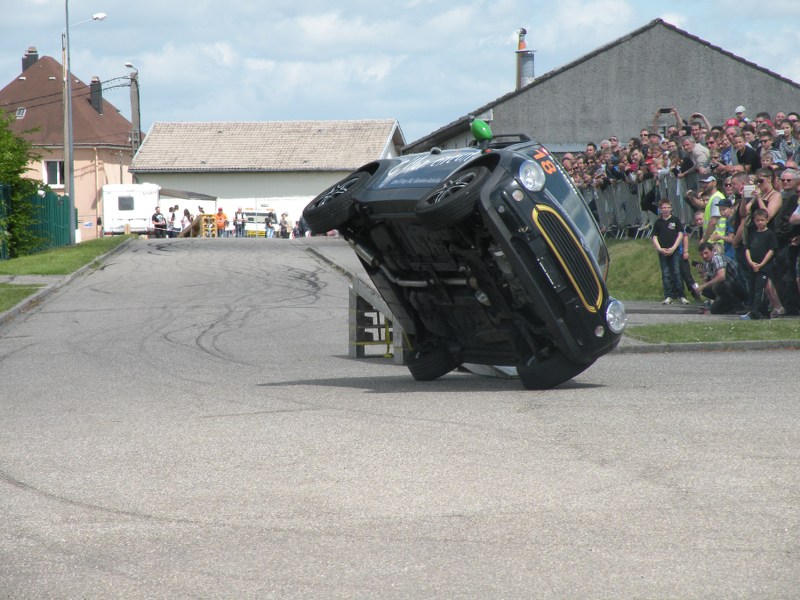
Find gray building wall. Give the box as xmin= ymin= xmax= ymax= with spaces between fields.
xmin=405 ymin=20 xmax=800 ymax=153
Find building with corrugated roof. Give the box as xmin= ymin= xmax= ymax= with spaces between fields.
xmin=129 ymin=119 xmax=405 ymax=221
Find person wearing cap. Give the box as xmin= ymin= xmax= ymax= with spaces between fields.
xmin=700 ymin=174 xmax=726 ymax=243
xmin=709 ymin=198 xmax=735 ymax=258
xmin=735 ymin=105 xmax=749 ymax=123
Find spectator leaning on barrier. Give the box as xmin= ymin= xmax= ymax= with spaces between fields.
xmin=680 ymin=136 xmax=711 ymax=178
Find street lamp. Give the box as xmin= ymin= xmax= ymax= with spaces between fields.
xmin=63 ymin=4 xmax=106 ymax=244
xmin=124 ymin=62 xmax=141 ymax=157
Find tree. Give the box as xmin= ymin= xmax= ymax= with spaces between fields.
xmin=0 ymin=110 xmax=43 ymax=257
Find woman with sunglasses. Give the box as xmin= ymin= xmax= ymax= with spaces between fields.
xmin=741 ymin=169 xmax=785 ymax=316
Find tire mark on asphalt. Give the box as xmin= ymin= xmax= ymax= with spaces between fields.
xmin=0 ymin=467 xmax=205 ymax=526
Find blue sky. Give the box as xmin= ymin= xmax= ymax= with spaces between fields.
xmin=2 ymin=0 xmax=799 ymax=144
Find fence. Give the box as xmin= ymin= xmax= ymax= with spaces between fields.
xmin=29 ymin=190 xmax=72 ymax=250
xmin=588 ymin=171 xmax=700 ymax=239
xmin=0 ymin=187 xmax=72 ymax=260
xmin=0 ymin=184 xmax=9 ymax=260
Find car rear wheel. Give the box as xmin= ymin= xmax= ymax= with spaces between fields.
xmin=406 ymin=341 xmax=459 ymax=381
xmin=415 ymin=166 xmax=490 ymax=230
xmin=516 ymin=352 xmax=592 ymax=390
xmin=302 ymin=170 xmax=371 ymax=234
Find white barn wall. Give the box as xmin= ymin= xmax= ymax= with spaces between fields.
xmin=135 ymin=171 xmax=350 ymax=223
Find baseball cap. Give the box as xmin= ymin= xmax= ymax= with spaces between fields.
xmin=700 ymin=174 xmax=717 ymax=183
xmin=725 ymin=118 xmax=739 ymax=127
xmin=735 ymin=105 xmax=746 ymax=113
xmin=718 ymin=199 xmax=733 ymax=207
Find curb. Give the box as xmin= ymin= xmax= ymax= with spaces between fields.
xmin=0 ymin=238 xmax=134 ymax=328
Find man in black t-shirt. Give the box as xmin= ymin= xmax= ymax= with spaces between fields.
xmin=742 ymin=208 xmax=779 ymax=319
xmin=151 ymin=206 xmax=167 ymax=238
xmin=733 ymin=134 xmax=761 ymax=173
xmin=652 ymin=199 xmax=686 ymax=305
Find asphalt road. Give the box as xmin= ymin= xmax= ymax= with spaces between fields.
xmin=0 ymin=237 xmax=798 ymax=599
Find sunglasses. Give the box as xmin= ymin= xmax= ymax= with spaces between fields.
xmin=757 ymin=178 xmax=769 ymax=183
xmin=724 ymin=182 xmax=733 ymax=186
xmin=780 ymin=179 xmax=794 ymax=183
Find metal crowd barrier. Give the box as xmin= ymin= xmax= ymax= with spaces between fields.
xmin=588 ymin=171 xmax=700 ymax=239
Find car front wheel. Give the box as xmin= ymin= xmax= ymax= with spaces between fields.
xmin=516 ymin=352 xmax=592 ymax=390
xmin=302 ymin=170 xmax=371 ymax=234
xmin=406 ymin=341 xmax=460 ymax=381
xmin=415 ymin=166 xmax=490 ymax=230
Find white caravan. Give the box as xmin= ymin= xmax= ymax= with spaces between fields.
xmin=101 ymin=184 xmax=217 ymax=235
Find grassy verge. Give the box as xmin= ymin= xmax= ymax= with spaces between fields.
xmin=626 ymin=320 xmax=800 ymax=344
xmin=0 ymin=236 xmax=131 ymax=313
xmin=0 ymin=283 xmax=44 ymax=313
xmin=0 ymin=236 xmax=131 ymax=276
xmin=605 ymin=237 xmax=704 ymax=301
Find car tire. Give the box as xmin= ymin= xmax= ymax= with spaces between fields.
xmin=406 ymin=341 xmax=459 ymax=381
xmin=516 ymin=352 xmax=592 ymax=390
xmin=302 ymin=170 xmax=371 ymax=234
xmin=415 ymin=166 xmax=490 ymax=230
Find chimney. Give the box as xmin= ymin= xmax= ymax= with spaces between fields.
xmin=515 ymin=28 xmax=536 ymax=90
xmin=90 ymin=76 xmax=104 ymax=114
xmin=22 ymin=47 xmax=39 ymax=71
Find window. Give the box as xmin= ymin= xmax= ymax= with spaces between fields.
xmin=44 ymin=160 xmax=64 ymax=187
xmin=118 ymin=196 xmax=134 ymax=211
xmin=15 ymin=107 xmax=26 ymax=119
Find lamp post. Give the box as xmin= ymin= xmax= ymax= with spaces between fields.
xmin=63 ymin=3 xmax=106 ymax=244
xmin=125 ymin=62 xmax=141 ymax=157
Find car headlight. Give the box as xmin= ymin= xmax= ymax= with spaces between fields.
xmin=518 ymin=160 xmax=546 ymax=192
xmin=605 ymin=298 xmax=627 ymax=334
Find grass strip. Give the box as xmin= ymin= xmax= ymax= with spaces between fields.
xmin=626 ymin=319 xmax=800 ymax=343
xmin=0 ymin=236 xmax=130 ymax=276
xmin=0 ymin=283 xmax=44 ymax=313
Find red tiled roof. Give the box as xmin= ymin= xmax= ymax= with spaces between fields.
xmin=0 ymin=54 xmax=131 ymax=149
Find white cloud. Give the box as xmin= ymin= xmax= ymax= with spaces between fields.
xmin=2 ymin=0 xmax=798 ymax=143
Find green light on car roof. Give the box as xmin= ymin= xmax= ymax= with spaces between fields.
xmin=471 ymin=119 xmax=492 ymax=142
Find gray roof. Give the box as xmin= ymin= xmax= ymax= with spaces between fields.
xmin=130 ymin=119 xmax=404 ymax=174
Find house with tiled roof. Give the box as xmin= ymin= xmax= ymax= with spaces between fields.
xmin=129 ymin=119 xmax=405 ymax=223
xmin=404 ymin=19 xmax=800 ymax=154
xmin=0 ymin=47 xmax=135 ymax=241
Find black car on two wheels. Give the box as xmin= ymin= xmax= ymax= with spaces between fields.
xmin=303 ymin=133 xmax=626 ymax=389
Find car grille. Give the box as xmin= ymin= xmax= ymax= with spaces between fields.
xmin=532 ymin=206 xmax=602 ymax=313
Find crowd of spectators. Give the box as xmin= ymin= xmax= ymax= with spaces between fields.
xmin=559 ymin=106 xmax=800 ymax=316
